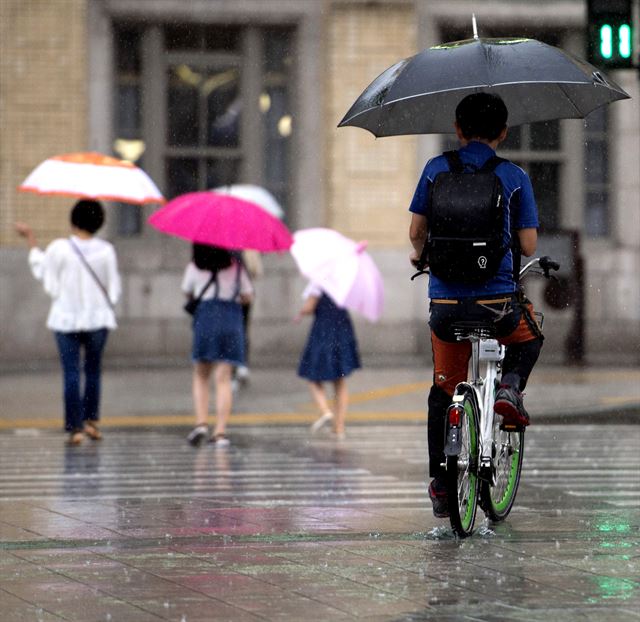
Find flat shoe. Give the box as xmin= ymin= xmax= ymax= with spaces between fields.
xmin=84 ymin=422 xmax=102 ymax=440
xmin=211 ymin=434 xmax=230 ymax=448
xmin=187 ymin=425 xmax=209 ymax=446
xmin=310 ymin=412 xmax=334 ymax=434
xmin=67 ymin=431 xmax=84 ymax=446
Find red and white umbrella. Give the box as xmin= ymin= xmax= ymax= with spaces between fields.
xmin=291 ymin=228 xmax=384 ymax=322
xmin=19 ymin=152 xmax=164 ymax=205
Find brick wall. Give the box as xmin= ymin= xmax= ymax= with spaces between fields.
xmin=327 ymin=3 xmax=417 ymax=247
xmin=0 ymin=0 xmax=87 ymax=248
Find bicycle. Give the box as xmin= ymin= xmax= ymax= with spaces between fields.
xmin=443 ymin=255 xmax=559 ymax=538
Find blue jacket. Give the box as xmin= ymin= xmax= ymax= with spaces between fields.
xmin=409 ymin=141 xmax=539 ymax=299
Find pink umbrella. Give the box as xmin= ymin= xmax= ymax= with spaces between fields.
xmin=291 ymin=228 xmax=384 ymax=322
xmin=147 ymin=191 xmax=293 ymax=252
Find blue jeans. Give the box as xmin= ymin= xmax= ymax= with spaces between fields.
xmin=54 ymin=329 xmax=109 ymax=431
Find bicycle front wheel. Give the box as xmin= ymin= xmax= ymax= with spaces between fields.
xmin=481 ymin=420 xmax=525 ymax=522
xmin=445 ymin=390 xmax=480 ymax=538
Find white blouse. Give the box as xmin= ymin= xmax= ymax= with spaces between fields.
xmin=181 ymin=261 xmax=253 ymax=302
xmin=28 ymin=235 xmax=121 ymax=332
xmin=302 ymin=281 xmax=323 ymax=300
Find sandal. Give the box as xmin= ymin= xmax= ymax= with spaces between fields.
xmin=67 ymin=431 xmax=84 ymax=446
xmin=84 ymin=421 xmax=103 ymax=441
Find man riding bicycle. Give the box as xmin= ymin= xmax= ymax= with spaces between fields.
xmin=408 ymin=92 xmax=543 ymax=518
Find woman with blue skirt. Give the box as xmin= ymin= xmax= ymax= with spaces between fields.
xmin=182 ymin=244 xmax=253 ymax=447
xmin=297 ymin=282 xmax=361 ymax=439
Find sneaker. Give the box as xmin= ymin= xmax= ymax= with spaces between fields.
xmin=310 ymin=411 xmax=334 ymax=434
xmin=187 ymin=425 xmax=209 ymax=446
xmin=236 ymin=365 xmax=250 ymax=385
xmin=494 ymin=385 xmax=530 ymax=427
xmin=428 ymin=479 xmax=449 ymax=518
xmin=211 ymin=434 xmax=230 ymax=448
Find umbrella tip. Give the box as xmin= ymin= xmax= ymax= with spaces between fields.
xmin=472 ymin=13 xmax=479 ymax=40
xmin=356 ymin=240 xmax=368 ymax=253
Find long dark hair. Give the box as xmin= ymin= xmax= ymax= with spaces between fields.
xmin=192 ymin=243 xmax=233 ymax=274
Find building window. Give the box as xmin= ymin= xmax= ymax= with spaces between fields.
xmin=113 ymin=24 xmax=144 ymax=236
xmin=113 ymin=23 xmax=294 ymax=236
xmin=583 ymin=106 xmax=609 ymax=237
xmin=501 ymin=121 xmax=561 ymax=232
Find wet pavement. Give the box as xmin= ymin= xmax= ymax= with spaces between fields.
xmin=1 ymin=423 xmax=639 ymax=621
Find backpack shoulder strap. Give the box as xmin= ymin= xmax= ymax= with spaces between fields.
xmin=479 ymin=155 xmax=507 ymax=173
xmin=443 ymin=150 xmax=464 ymax=173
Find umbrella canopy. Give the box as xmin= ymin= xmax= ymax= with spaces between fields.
xmin=213 ymin=184 xmax=285 ymax=220
xmin=339 ymin=37 xmax=631 ymax=136
xmin=19 ymin=152 xmax=164 ymax=204
xmin=291 ymin=228 xmax=384 ymax=322
xmin=148 ymin=191 xmax=293 ymax=252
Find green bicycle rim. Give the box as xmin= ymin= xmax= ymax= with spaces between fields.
xmin=460 ymin=398 xmax=478 ymax=531
xmin=491 ymin=435 xmax=521 ymax=513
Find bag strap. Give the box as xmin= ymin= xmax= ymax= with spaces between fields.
xmin=233 ymin=253 xmax=251 ymax=300
xmin=194 ymin=272 xmax=217 ymax=305
xmin=69 ymin=238 xmax=115 ymax=311
xmin=479 ymin=155 xmax=507 ymax=173
xmin=444 ymin=151 xmax=506 ymax=174
xmin=443 ymin=150 xmax=465 ymax=173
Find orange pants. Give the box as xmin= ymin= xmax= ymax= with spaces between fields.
xmin=431 ymin=302 xmax=541 ymax=396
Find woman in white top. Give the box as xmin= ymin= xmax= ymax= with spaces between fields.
xmin=15 ymin=200 xmax=121 ymax=445
xmin=182 ymin=244 xmax=253 ymax=447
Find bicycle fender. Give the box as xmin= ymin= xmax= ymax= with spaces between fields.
xmin=444 ymin=385 xmax=480 ymax=457
xmin=444 ymin=402 xmax=464 ymax=457
xmin=444 ymin=425 xmax=462 ymax=457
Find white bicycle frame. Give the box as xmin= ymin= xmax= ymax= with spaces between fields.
xmin=464 ymin=336 xmax=504 ymax=480
xmin=452 ymin=256 xmax=548 ymax=479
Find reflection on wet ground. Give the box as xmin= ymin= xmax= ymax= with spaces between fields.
xmin=0 ymin=424 xmax=638 ymax=621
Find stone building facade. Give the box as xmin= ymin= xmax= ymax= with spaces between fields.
xmin=1 ymin=0 xmax=638 ymax=368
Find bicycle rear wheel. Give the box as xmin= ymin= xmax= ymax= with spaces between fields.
xmin=481 ymin=419 xmax=525 ymax=522
xmin=445 ymin=390 xmax=479 ymax=538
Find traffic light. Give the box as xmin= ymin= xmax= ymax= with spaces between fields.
xmin=587 ymin=0 xmax=635 ymax=69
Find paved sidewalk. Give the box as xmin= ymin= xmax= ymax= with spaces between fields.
xmin=1 ymin=362 xmax=638 ymax=430
xmin=1 ymin=424 xmax=638 ymax=621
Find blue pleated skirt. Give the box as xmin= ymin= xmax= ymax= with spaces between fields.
xmin=298 ymin=294 xmax=361 ymax=382
xmin=192 ymin=299 xmax=245 ymax=366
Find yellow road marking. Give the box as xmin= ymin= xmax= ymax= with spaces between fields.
xmin=348 ymin=381 xmax=430 ymax=405
xmin=600 ymin=396 xmax=640 ymax=406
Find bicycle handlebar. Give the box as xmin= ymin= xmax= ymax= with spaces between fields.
xmin=519 ymin=255 xmax=560 ymax=280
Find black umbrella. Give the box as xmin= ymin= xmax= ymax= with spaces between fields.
xmin=338 ymin=37 xmax=630 ymax=136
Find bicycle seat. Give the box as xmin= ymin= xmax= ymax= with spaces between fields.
xmin=451 ymin=321 xmax=497 ymax=340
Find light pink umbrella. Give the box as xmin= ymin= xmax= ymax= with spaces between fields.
xmin=291 ymin=228 xmax=384 ymax=322
xmin=148 ymin=191 xmax=293 ymax=252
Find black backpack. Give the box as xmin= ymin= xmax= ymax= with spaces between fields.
xmin=414 ymin=151 xmax=508 ymax=284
